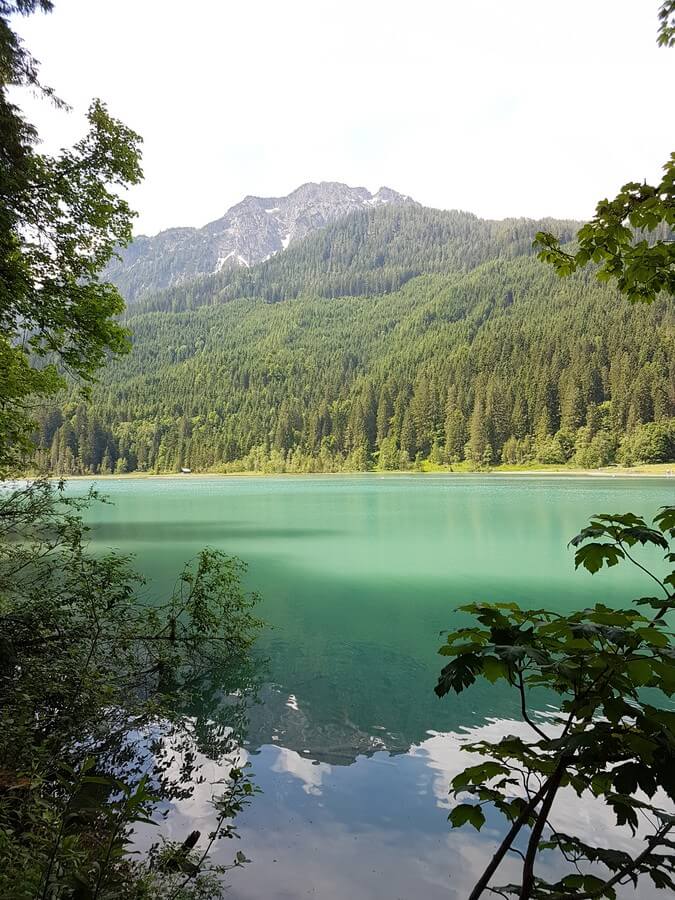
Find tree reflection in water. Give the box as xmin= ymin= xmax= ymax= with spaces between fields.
xmin=0 ymin=480 xmax=265 ymax=898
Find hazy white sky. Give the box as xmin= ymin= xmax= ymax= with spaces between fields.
xmin=11 ymin=0 xmax=673 ymax=235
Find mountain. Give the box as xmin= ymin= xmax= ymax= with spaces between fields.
xmin=127 ymin=205 xmax=581 ymax=315
xmin=104 ymin=182 xmax=418 ymax=302
xmin=37 ymin=200 xmax=674 ymax=476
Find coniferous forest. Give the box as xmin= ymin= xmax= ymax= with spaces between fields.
xmin=36 ymin=205 xmax=674 ymax=475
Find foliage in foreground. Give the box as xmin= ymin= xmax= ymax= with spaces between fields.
xmin=1 ymin=7 xmax=264 ymax=897
xmin=534 ymin=153 xmax=674 ymax=304
xmin=0 ymin=0 xmax=141 ymax=476
xmin=0 ymin=479 xmax=262 ymax=899
xmin=436 ymin=506 xmax=675 ymax=898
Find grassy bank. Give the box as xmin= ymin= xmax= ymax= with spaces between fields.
xmin=39 ymin=461 xmax=675 ymax=480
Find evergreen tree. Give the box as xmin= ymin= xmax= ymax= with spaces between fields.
xmin=444 ymin=408 xmax=467 ymax=462
xmin=467 ymin=395 xmax=491 ymax=464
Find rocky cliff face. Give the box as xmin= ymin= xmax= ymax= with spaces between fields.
xmin=105 ymin=182 xmax=417 ymax=302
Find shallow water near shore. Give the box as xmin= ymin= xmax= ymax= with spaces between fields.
xmin=70 ymin=474 xmax=673 ymax=898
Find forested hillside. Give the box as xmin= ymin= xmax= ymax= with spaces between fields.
xmin=127 ymin=205 xmax=581 ymax=313
xmin=35 ymin=203 xmax=674 ymax=475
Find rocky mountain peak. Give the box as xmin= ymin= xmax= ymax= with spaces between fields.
xmin=105 ymin=182 xmax=418 ymax=301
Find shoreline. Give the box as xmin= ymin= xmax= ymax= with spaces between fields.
xmin=40 ymin=464 xmax=675 ymax=481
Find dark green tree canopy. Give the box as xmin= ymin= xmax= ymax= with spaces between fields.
xmin=0 ymin=0 xmax=142 ymax=472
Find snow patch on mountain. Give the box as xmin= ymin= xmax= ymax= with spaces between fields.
xmin=105 ymin=182 xmax=419 ymax=302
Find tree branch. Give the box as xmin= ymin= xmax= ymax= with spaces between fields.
xmin=517 ymin=668 xmax=549 ymax=741
xmin=518 ymin=758 xmax=568 ymax=899
xmin=467 ymin=778 xmax=551 ymax=900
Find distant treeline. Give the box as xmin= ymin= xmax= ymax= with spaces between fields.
xmin=34 ymin=208 xmax=674 ymax=475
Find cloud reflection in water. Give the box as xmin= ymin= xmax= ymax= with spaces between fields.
xmin=151 ymin=716 xmax=666 ymax=900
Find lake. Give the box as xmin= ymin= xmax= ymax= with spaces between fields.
xmin=72 ymin=474 xmax=672 ymax=898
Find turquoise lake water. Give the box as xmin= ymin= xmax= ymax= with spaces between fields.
xmin=71 ymin=474 xmax=673 ymax=898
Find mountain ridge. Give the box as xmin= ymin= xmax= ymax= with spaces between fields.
xmin=104 ymin=181 xmax=417 ymax=301
xmin=122 ymin=204 xmax=582 ymax=316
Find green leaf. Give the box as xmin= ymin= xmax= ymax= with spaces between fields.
xmin=574 ymin=543 xmax=624 ymax=574
xmin=435 ymin=653 xmax=483 ymax=697
xmin=452 ymin=762 xmax=509 ymax=790
xmin=654 ymin=506 xmax=675 ymax=536
xmin=650 ymin=869 xmax=675 ymax=890
xmin=448 ymin=803 xmax=485 ymax=831
xmin=482 ymin=656 xmax=508 ymax=683
xmin=636 ymin=626 xmax=669 ymax=648
xmin=626 ymin=658 xmax=653 ymax=685
xmin=652 ymin=661 xmax=675 ymax=695
xmin=607 ymin=795 xmax=639 ymax=833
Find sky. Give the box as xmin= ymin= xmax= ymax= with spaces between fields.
xmin=11 ymin=0 xmax=674 ymax=236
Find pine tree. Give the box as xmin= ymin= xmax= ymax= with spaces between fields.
xmin=399 ymin=410 xmax=416 ymax=462
xmin=376 ymin=388 xmax=393 ymax=444
xmin=467 ymin=395 xmax=491 ymax=464
xmin=444 ymin=408 xmax=467 ymax=462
